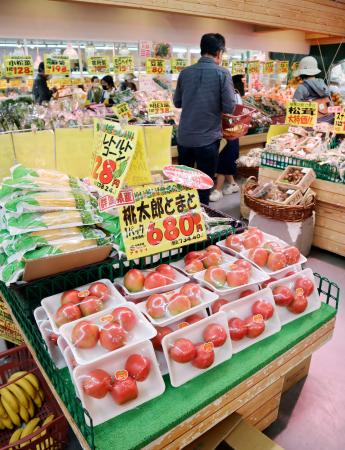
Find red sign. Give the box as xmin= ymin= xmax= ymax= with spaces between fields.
xmin=98 ymin=189 xmax=135 ymax=212
xmin=163 ymin=165 xmax=214 ymax=190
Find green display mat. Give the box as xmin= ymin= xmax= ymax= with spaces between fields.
xmin=61 ymin=303 xmax=335 ymax=450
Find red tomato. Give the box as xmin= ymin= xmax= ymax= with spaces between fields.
xmin=206 ymin=245 xmax=222 ymax=255
xmin=167 ymin=293 xmax=191 ymax=315
xmin=203 ymin=252 xmax=222 ymax=269
xmin=192 ymin=343 xmax=215 ymax=369
xmin=48 ymin=332 xmax=59 ymax=346
xmin=180 ymin=283 xmax=203 ymax=307
xmin=232 ymin=259 xmax=252 ymax=274
xmin=83 ymin=369 xmax=112 ymax=399
xmin=71 ymin=320 xmax=99 ymax=349
xmin=61 ymin=289 xmax=81 ymax=306
xmin=245 ymin=315 xmax=265 ymax=339
xmin=261 ymin=277 xmax=277 ymax=289
xmin=204 ymin=267 xmax=227 ymax=288
xmin=248 ymin=247 xmax=269 ymax=267
xmin=55 ymin=303 xmax=82 ymax=327
xmin=283 ymin=246 xmax=301 ymax=265
xmin=185 ymin=314 xmax=204 ymax=324
xmin=203 ymin=323 xmax=227 ymax=347
xmin=169 ymin=338 xmax=196 ymax=363
xmin=252 ymin=300 xmax=274 ymax=320
xmin=284 ymin=271 xmax=296 ymax=278
xmin=288 ymin=290 xmax=308 ymax=314
xmin=263 ymin=241 xmax=282 ymax=253
xmin=184 ymin=251 xmax=204 ymax=265
xmin=144 ymin=272 xmax=168 ymax=290
xmin=111 ymin=377 xmax=138 ymax=405
xmin=155 ymin=264 xmax=176 ymax=282
xmin=125 ymin=354 xmax=151 ymax=381
xmin=225 ymin=235 xmax=242 ymax=252
xmin=272 ymin=285 xmax=294 ymax=306
xmin=267 ymin=251 xmax=287 ymax=271
xmin=89 ymin=282 xmax=111 ymax=302
xmin=146 ymin=294 xmax=167 ymax=319
xmin=99 ymin=322 xmax=127 ymax=351
xmin=112 ymin=306 xmax=137 ymax=331
xmin=211 ymin=299 xmax=229 ymax=314
xmin=79 ymin=296 xmax=103 ymax=317
xmin=228 ymin=318 xmax=247 ymax=341
xmin=151 ymin=326 xmax=173 ymax=351
xmin=226 ymin=267 xmax=249 ymax=287
xmin=243 ymin=233 xmax=263 ymax=250
xmin=124 ymin=269 xmax=145 ymax=292
xmin=294 ymin=277 xmax=314 ymax=296
xmin=185 ymin=259 xmax=204 ymax=274
xmin=247 ymin=227 xmax=264 ymax=240
xmin=239 ymin=289 xmax=255 ymax=298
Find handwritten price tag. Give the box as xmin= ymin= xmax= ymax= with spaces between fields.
xmin=232 ymin=61 xmax=245 ymax=76
xmin=44 ymin=55 xmax=70 ymax=75
xmin=4 ymin=56 xmax=33 ymax=77
xmin=146 ymin=58 xmax=166 ymax=75
xmin=263 ymin=61 xmax=274 ymax=75
xmin=112 ymin=102 xmax=132 ymax=119
xmin=248 ymin=61 xmax=261 ymax=75
xmin=171 ymin=58 xmax=188 ymax=74
xmin=147 ymin=100 xmax=173 ymax=118
xmin=285 ymin=101 xmax=318 ymax=127
xmin=113 ymin=56 xmax=134 ymax=74
xmin=334 ymin=110 xmax=345 ymax=134
xmin=87 ymin=56 xmax=109 ymax=74
xmin=277 ymin=61 xmax=289 ymax=74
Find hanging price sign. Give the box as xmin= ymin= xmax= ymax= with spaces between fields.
xmin=44 ymin=55 xmax=70 ymax=75
xmin=4 ymin=56 xmax=33 ymax=77
xmin=113 ymin=56 xmax=134 ymax=74
xmin=232 ymin=61 xmax=245 ymax=76
xmin=222 ymin=58 xmax=230 ymax=69
xmin=119 ymin=182 xmax=207 ymax=260
xmin=112 ymin=102 xmax=133 ymax=119
xmin=147 ymin=100 xmax=173 ymax=118
xmin=291 ymin=62 xmax=299 ymax=72
xmin=277 ymin=61 xmax=289 ymax=74
xmin=146 ymin=58 xmax=166 ymax=74
xmin=90 ymin=119 xmax=138 ymax=198
xmin=333 ymin=110 xmax=345 ymax=134
xmin=263 ymin=61 xmax=275 ymax=75
xmin=87 ymin=56 xmax=110 ymax=74
xmin=248 ymin=61 xmax=261 ymax=75
xmin=285 ymin=101 xmax=318 ymax=127
xmin=171 ymin=58 xmax=188 ymax=74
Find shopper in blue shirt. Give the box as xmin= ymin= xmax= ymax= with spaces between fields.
xmin=174 ymin=33 xmax=236 ymax=205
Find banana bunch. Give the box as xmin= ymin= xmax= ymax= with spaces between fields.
xmin=8 ymin=414 xmax=55 ymax=450
xmin=0 ymin=371 xmax=44 ymax=431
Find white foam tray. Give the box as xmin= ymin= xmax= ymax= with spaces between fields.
xmin=137 ymin=286 xmax=218 ymax=327
xmin=220 ymin=288 xmax=282 ymax=353
xmin=38 ymin=321 xmax=66 ymax=369
xmin=41 ymin=279 xmax=125 ymax=334
xmin=162 ymin=312 xmax=232 ymax=387
xmin=192 ymin=262 xmax=269 ymax=296
xmin=268 ymin=268 xmax=321 ymax=325
xmin=60 ymin=303 xmax=157 ymax=366
xmin=73 ymin=340 xmax=165 ymax=426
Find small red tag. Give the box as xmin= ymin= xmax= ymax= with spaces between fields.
xmin=295 ymin=288 xmax=304 ymax=296
xmin=253 ymin=314 xmax=264 ymax=323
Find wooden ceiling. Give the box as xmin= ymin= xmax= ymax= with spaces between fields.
xmin=58 ymin=0 xmax=345 ymax=37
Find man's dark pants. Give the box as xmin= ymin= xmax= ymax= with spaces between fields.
xmin=177 ymin=140 xmax=220 ymax=205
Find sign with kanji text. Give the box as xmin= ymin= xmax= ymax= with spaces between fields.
xmin=222 ymin=58 xmax=230 ymax=69
xmin=139 ymin=40 xmax=153 ymax=57
xmin=248 ymin=61 xmax=261 ymax=75
xmin=44 ymin=55 xmax=70 ymax=75
xmin=90 ymin=119 xmax=138 ymax=198
xmin=333 ymin=110 xmax=345 ymax=134
xmin=0 ymin=295 xmax=24 ymax=345
xmin=112 ymin=102 xmax=133 ymax=119
xmin=285 ymin=101 xmax=318 ymax=127
xmin=4 ymin=56 xmax=33 ymax=77
xmin=98 ymin=189 xmax=135 ymax=212
xmin=119 ymin=182 xmax=207 ymax=259
xmin=113 ymin=56 xmax=134 ymax=74
xmin=147 ymin=100 xmax=173 ymax=118
xmin=171 ymin=58 xmax=188 ymax=74
xmin=87 ymin=56 xmax=110 ymax=74
xmin=328 ymin=106 xmax=342 ymax=114
xmin=146 ymin=58 xmax=166 ymax=75
xmin=232 ymin=61 xmax=245 ymax=76
xmin=263 ymin=61 xmax=275 ymax=75
xmin=277 ymin=61 xmax=289 ymax=74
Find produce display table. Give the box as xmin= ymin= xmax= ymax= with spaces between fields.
xmin=259 ymin=166 xmax=345 ymax=258
xmin=0 ymin=284 xmax=336 ymax=450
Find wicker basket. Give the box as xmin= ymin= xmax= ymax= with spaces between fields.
xmin=236 ymin=166 xmax=259 ymax=179
xmin=222 ymin=105 xmax=255 ymax=140
xmin=243 ymin=177 xmax=315 ymax=222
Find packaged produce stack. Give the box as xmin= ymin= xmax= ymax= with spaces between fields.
xmin=0 ymin=165 xmax=109 ymax=284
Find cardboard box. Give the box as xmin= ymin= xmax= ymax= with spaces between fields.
xmin=22 ymin=245 xmax=112 ymax=282
xmin=276 ymin=166 xmax=316 ymax=193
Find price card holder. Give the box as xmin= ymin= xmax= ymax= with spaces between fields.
xmin=112 ymin=102 xmax=133 ymax=119
xmin=263 ymin=61 xmax=275 ymax=75
xmin=44 ymin=54 xmax=71 ymax=76
xmin=87 ymin=56 xmax=110 ymax=74
xmin=113 ymin=56 xmax=134 ymax=74
xmin=147 ymin=100 xmax=173 ymax=118
xmin=277 ymin=61 xmax=289 ymax=74
xmin=119 ymin=182 xmax=207 ymax=259
xmin=171 ymin=58 xmax=187 ymax=74
xmin=4 ymin=56 xmax=33 ymax=77
xmin=146 ymin=58 xmax=166 ymax=75
xmin=285 ymin=101 xmax=318 ymax=127
xmin=248 ymin=61 xmax=261 ymax=75
xmin=232 ymin=61 xmax=245 ymax=76
xmin=334 ymin=110 xmax=345 ymax=134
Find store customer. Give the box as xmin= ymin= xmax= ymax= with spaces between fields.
xmin=101 ymin=75 xmax=116 ymax=105
xmin=32 ymin=62 xmax=56 ymax=104
xmin=87 ymin=76 xmax=102 ymax=103
xmin=210 ymin=74 xmax=244 ymax=202
xmin=173 ymin=33 xmax=236 ymax=205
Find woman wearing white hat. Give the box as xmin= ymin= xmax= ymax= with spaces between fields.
xmin=293 ymin=56 xmax=332 ymax=121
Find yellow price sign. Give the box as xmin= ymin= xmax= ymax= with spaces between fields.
xmin=113 ymin=56 xmax=134 ymax=74
xmin=147 ymin=100 xmax=173 ymax=118
xmin=87 ymin=56 xmax=109 ymax=74
xmin=285 ymin=101 xmax=318 ymax=127
xmin=44 ymin=54 xmax=70 ymax=76
xmin=222 ymin=58 xmax=230 ymax=69
xmin=71 ymin=78 xmax=84 ymax=85
xmin=0 ymin=80 xmax=8 ymax=89
xmin=333 ymin=110 xmax=345 ymax=134
xmin=4 ymin=56 xmax=33 ymax=77
xmin=248 ymin=61 xmax=261 ymax=75
xmin=232 ymin=61 xmax=245 ymax=76
xmin=112 ymin=102 xmax=133 ymax=119
xmin=171 ymin=58 xmax=187 ymax=74
xmin=292 ymin=62 xmax=299 ymax=72
xmin=119 ymin=182 xmax=207 ymax=260
xmin=8 ymin=79 xmax=22 ymax=88
xmin=277 ymin=61 xmax=289 ymax=74
xmin=263 ymin=61 xmax=275 ymax=75
xmin=90 ymin=119 xmax=138 ymax=198
xmin=146 ymin=58 xmax=166 ymax=75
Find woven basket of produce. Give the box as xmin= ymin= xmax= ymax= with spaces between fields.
xmin=244 ymin=177 xmax=315 ymax=222
xmin=222 ymin=105 xmax=255 ymax=140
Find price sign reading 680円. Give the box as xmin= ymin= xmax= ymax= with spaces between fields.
xmin=119 ymin=182 xmax=207 ymax=259
xmin=91 ymin=119 xmax=138 ymax=198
